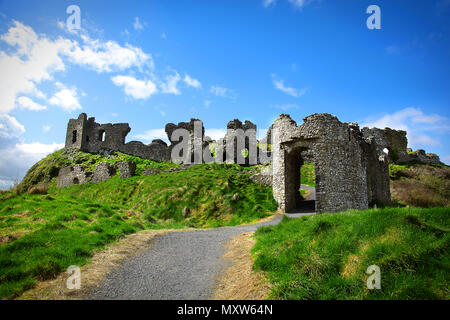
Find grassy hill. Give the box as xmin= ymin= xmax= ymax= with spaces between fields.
xmin=1 ymin=148 xmax=448 ymax=300
xmin=253 ymin=207 xmax=449 ymax=299
xmin=389 ymin=163 xmax=450 ymax=207
xmin=0 ymin=149 xmax=277 ymax=299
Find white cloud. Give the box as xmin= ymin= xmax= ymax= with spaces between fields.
xmin=161 ymin=32 xmax=167 ymax=39
xmin=204 ymin=100 xmax=212 ymax=108
xmin=263 ymin=0 xmax=277 ymax=8
xmin=0 ymin=115 xmax=63 ymax=189
xmin=133 ymin=17 xmax=144 ymax=31
xmin=48 ymin=83 xmax=82 ymax=112
xmin=271 ymin=74 xmax=308 ymax=98
xmin=161 ymin=71 xmax=181 ymax=95
xmin=111 ymin=75 xmax=157 ymax=99
xmin=0 ymin=20 xmax=154 ymax=115
xmin=65 ymin=34 xmax=153 ymax=73
xmin=0 ymin=21 xmax=72 ymax=114
xmin=205 ymin=129 xmax=226 ymax=140
xmin=361 ymin=107 xmax=449 ymax=149
xmin=43 ymin=125 xmax=51 ymax=132
xmin=0 ymin=114 xmax=25 ymax=138
xmin=183 ymin=74 xmax=202 ymax=89
xmin=0 ymin=142 xmax=63 ymax=190
xmin=16 ymin=96 xmax=47 ymax=111
xmin=134 ymin=129 xmax=168 ymax=143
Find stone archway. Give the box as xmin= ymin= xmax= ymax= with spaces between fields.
xmin=272 ymin=113 xmax=391 ymax=214
xmin=284 ymin=145 xmax=317 ymax=213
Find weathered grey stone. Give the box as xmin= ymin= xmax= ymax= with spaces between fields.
xmin=117 ymin=161 xmax=136 ymax=179
xmin=408 ymin=149 xmax=441 ymax=165
xmin=271 ymin=113 xmax=391 ymax=214
xmin=165 ymin=118 xmax=207 ymax=164
xmin=250 ymin=173 xmax=272 ymax=186
xmin=360 ymin=127 xmax=440 ymax=165
xmin=57 ymin=165 xmax=92 ymax=188
xmin=92 ymin=162 xmax=116 ymax=183
xmin=65 ymin=113 xmax=170 ymax=162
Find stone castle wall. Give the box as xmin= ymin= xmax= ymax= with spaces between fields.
xmin=65 ymin=113 xmax=170 ymax=162
xmin=60 ymin=112 xmax=441 ymax=214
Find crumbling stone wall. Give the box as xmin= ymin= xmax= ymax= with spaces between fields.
xmin=57 ymin=165 xmax=92 ymax=188
xmin=165 ymin=118 xmax=207 ymax=164
xmin=361 ymin=127 xmax=441 ymax=164
xmin=65 ymin=113 xmax=170 ymax=162
xmin=272 ymin=113 xmax=391 ymax=213
xmin=222 ymin=119 xmax=258 ymax=165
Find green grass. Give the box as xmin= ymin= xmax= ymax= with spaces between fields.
xmin=253 ymin=207 xmax=449 ymax=300
xmin=300 ymin=162 xmax=315 ymax=187
xmin=15 ymin=149 xmax=180 ymax=194
xmin=0 ymin=152 xmax=277 ymax=299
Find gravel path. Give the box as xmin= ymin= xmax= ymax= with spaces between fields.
xmin=89 ymin=192 xmax=316 ymax=300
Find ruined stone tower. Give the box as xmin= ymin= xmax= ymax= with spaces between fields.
xmin=65 ymin=113 xmax=170 ymax=162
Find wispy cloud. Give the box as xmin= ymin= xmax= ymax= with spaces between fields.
xmin=263 ymin=0 xmax=277 ymax=8
xmin=385 ymin=45 xmax=401 ymax=55
xmin=263 ymin=0 xmax=316 ymax=9
xmin=210 ymin=85 xmax=236 ymax=99
xmin=161 ymin=71 xmax=182 ymax=95
xmin=133 ymin=17 xmax=144 ymax=31
xmin=270 ymin=103 xmax=299 ymax=111
xmin=183 ymin=74 xmax=202 ymax=89
xmin=271 ymin=74 xmax=308 ymax=98
xmin=361 ymin=107 xmax=449 ymax=149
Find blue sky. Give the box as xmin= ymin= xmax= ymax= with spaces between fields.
xmin=0 ymin=0 xmax=449 ymax=188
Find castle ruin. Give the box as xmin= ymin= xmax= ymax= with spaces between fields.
xmin=61 ymin=112 xmax=441 ymax=214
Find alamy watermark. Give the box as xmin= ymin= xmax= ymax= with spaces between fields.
xmin=366 ymin=5 xmax=381 ymax=30
xmin=366 ymin=265 xmax=381 ymax=290
xmin=168 ymin=120 xmax=274 ymax=166
xmin=66 ymin=5 xmax=81 ymax=32
xmin=66 ymin=265 xmax=81 ymax=290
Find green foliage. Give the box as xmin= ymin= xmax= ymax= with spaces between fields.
xmin=253 ymin=207 xmax=450 ymax=300
xmin=0 ymin=156 xmax=277 ymax=299
xmin=389 ymin=164 xmax=409 ymax=180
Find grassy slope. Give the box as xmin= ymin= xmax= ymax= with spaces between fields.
xmin=253 ymin=207 xmax=449 ymax=299
xmin=0 ymin=150 xmax=277 ymax=299
xmin=389 ymin=163 xmax=450 ymax=207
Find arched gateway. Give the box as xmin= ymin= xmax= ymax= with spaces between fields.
xmin=271 ymin=113 xmax=391 ymax=213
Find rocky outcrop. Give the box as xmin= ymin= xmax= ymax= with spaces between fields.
xmin=117 ymin=161 xmax=136 ymax=179
xmin=92 ymin=162 xmax=116 ymax=183
xmin=57 ymin=165 xmax=92 ymax=188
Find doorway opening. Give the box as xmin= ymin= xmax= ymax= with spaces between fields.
xmin=285 ymin=146 xmax=316 ymax=213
